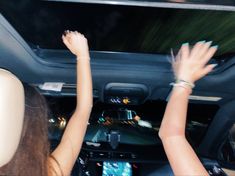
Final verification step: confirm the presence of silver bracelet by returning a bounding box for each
[170,81,193,94]
[175,79,195,89]
[170,79,195,91]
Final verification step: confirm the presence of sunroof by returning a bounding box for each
[1,0,235,57]
[46,0,235,9]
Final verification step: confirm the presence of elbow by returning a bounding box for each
[76,96,93,111]
[158,127,168,141]
[74,99,93,116]
[158,126,185,141]
[158,128,164,140]
[75,104,92,115]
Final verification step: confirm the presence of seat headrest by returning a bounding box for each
[0,69,24,167]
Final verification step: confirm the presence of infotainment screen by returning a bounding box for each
[102,161,132,176]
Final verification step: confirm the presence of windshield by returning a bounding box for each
[1,0,235,56]
[47,97,219,148]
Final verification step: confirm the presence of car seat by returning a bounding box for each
[0,69,24,167]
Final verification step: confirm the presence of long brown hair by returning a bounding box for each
[0,85,50,176]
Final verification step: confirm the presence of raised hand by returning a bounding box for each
[62,30,90,59]
[172,41,218,84]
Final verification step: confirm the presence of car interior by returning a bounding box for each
[1,0,235,175]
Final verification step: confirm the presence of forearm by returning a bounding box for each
[63,56,93,155]
[159,87,208,175]
[159,87,190,139]
[60,56,92,155]
[75,57,93,112]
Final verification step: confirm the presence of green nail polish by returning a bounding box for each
[211,64,218,67]
[206,41,212,45]
[212,45,218,48]
[182,42,189,46]
[198,40,206,43]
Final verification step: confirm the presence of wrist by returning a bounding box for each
[175,79,195,89]
[172,86,192,95]
[176,74,195,85]
[76,55,90,61]
[75,50,90,59]
[170,79,194,95]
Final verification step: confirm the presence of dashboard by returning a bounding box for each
[47,96,225,175]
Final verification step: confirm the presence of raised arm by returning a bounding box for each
[49,31,92,176]
[159,41,218,175]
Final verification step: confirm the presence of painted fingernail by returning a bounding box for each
[211,64,218,68]
[182,42,189,46]
[206,41,212,45]
[198,40,206,43]
[212,45,219,49]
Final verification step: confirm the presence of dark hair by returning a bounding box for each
[0,84,50,176]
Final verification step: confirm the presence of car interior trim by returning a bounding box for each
[45,0,235,11]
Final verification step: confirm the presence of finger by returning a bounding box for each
[65,30,72,37]
[62,34,68,43]
[170,49,178,77]
[62,34,67,43]
[75,31,81,35]
[67,30,76,37]
[63,31,68,39]
[201,45,218,65]
[198,64,216,78]
[172,62,179,77]
[62,35,72,48]
[180,43,189,60]
[64,30,70,35]
[190,41,205,59]
[170,48,175,61]
[171,59,176,69]
[198,41,212,59]
[170,48,178,64]
[175,48,182,63]
[62,30,67,36]
[70,31,77,35]
[71,31,82,39]
[75,31,86,38]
